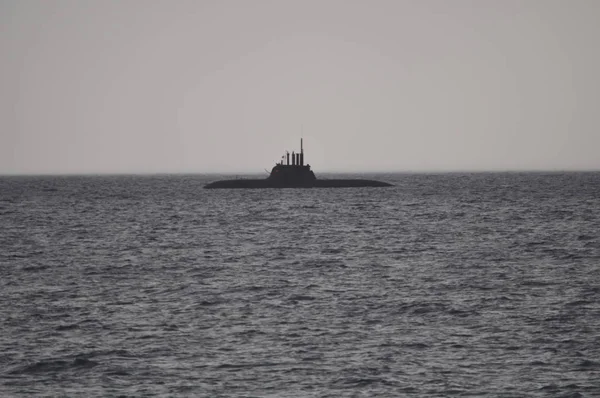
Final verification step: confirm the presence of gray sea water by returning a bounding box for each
[1,172,599,397]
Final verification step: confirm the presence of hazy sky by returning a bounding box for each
[2,0,599,174]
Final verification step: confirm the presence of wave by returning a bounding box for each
[9,357,98,375]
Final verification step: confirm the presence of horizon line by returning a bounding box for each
[2,169,600,177]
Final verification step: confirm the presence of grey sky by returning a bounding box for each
[2,0,599,174]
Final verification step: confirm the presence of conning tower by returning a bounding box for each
[267,138,316,186]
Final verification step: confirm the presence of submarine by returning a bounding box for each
[204,139,393,189]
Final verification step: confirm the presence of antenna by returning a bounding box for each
[300,124,305,166]
[301,124,304,154]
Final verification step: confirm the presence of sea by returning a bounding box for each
[1,172,599,397]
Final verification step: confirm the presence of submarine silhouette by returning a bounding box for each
[204,139,392,189]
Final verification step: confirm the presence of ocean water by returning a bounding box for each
[1,172,599,397]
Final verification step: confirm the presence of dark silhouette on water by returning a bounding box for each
[204,139,392,189]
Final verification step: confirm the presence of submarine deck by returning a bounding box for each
[204,179,392,189]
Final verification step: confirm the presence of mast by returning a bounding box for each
[300,138,304,166]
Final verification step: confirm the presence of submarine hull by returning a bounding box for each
[204,179,392,189]
[204,138,393,189]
